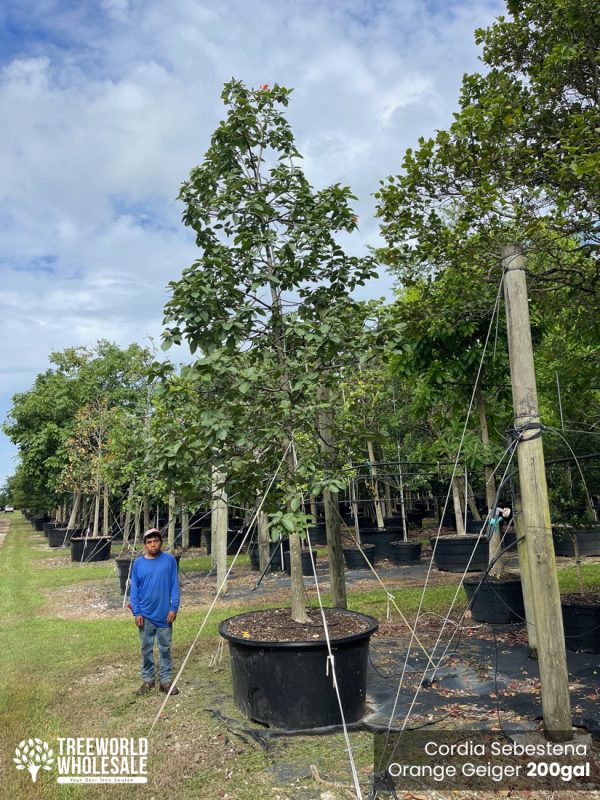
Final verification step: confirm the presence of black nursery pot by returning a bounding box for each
[553,526,600,557]
[463,576,525,624]
[116,556,136,595]
[306,525,327,545]
[248,539,289,572]
[283,549,318,576]
[219,608,379,730]
[431,534,489,573]
[358,529,398,560]
[48,527,80,548]
[389,541,422,565]
[204,528,247,556]
[43,521,61,538]
[561,595,600,653]
[343,544,376,569]
[70,537,112,563]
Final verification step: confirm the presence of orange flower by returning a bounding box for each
[261,84,270,90]
[351,215,358,223]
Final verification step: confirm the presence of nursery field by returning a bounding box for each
[1,512,599,800]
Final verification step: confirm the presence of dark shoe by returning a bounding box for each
[136,681,155,695]
[159,682,180,695]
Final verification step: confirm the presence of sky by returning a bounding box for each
[0,0,503,487]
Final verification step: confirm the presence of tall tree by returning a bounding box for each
[162,80,376,621]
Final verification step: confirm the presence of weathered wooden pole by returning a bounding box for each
[502,243,571,741]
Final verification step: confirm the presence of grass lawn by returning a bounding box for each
[1,513,598,799]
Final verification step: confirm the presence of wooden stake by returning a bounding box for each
[502,243,571,741]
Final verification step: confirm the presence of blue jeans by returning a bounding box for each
[138,619,173,683]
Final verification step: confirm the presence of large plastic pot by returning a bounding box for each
[306,525,327,545]
[219,608,379,729]
[343,544,376,569]
[283,549,318,576]
[431,535,488,573]
[43,521,61,538]
[389,541,422,564]
[205,528,247,556]
[164,526,203,548]
[116,556,137,595]
[70,537,112,563]
[553,527,600,557]
[463,576,525,624]
[248,539,289,572]
[48,527,81,548]
[561,596,600,653]
[358,530,397,560]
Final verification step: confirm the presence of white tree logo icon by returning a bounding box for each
[13,738,54,782]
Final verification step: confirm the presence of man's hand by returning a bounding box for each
[167,611,177,624]
[135,615,144,628]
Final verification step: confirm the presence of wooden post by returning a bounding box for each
[502,243,571,741]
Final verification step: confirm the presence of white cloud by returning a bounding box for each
[0,0,503,483]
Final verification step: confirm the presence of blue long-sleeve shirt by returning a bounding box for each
[130,552,180,628]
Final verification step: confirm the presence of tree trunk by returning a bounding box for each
[322,488,347,608]
[66,491,81,531]
[168,491,176,551]
[451,477,465,535]
[476,389,497,512]
[317,386,347,609]
[103,484,110,537]
[93,484,100,538]
[367,440,385,529]
[143,497,150,533]
[383,480,394,519]
[289,531,307,621]
[181,507,189,549]
[123,484,133,549]
[462,475,481,521]
[212,467,228,595]
[514,495,537,656]
[133,504,141,549]
[398,464,408,542]
[257,498,271,573]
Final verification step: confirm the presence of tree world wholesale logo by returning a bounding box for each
[14,737,148,784]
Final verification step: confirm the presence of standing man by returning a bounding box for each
[130,528,181,696]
